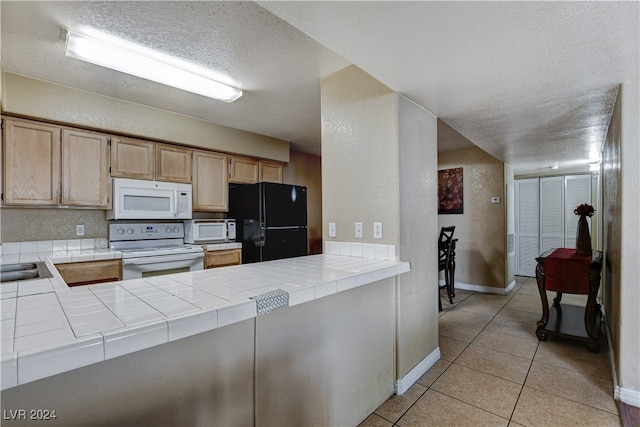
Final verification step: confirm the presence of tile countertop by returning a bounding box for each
[1,247,409,390]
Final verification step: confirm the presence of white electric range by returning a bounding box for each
[109,222,204,280]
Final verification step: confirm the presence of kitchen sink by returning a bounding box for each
[1,262,53,282]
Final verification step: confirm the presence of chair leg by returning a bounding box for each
[450,261,456,298]
[444,269,454,304]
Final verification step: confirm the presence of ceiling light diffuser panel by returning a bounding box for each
[64,30,242,103]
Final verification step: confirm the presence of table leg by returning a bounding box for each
[585,275,602,352]
[535,262,549,341]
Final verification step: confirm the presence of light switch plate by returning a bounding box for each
[491,197,501,204]
[355,222,363,238]
[373,222,383,239]
[329,222,336,238]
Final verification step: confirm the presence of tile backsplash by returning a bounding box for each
[1,238,108,256]
[324,241,397,260]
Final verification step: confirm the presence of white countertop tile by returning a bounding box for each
[1,352,17,389]
[0,298,17,321]
[18,334,103,385]
[0,252,409,390]
[167,309,218,341]
[102,321,168,360]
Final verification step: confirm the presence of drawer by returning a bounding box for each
[205,249,242,269]
[55,259,122,287]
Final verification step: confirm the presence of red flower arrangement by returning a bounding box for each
[574,203,595,217]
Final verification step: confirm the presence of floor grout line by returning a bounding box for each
[364,277,617,427]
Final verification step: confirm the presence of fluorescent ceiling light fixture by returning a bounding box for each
[64,30,242,102]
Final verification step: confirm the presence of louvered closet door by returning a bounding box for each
[540,177,564,252]
[564,175,592,248]
[516,179,540,276]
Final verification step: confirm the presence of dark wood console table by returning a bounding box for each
[535,248,603,352]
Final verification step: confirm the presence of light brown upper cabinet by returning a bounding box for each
[2,118,110,208]
[61,128,110,208]
[259,161,284,183]
[229,156,259,184]
[156,143,192,183]
[3,118,61,206]
[193,150,228,211]
[111,137,192,183]
[110,136,155,180]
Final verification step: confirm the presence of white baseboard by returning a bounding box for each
[616,385,640,407]
[394,347,441,395]
[439,280,516,296]
[602,307,640,407]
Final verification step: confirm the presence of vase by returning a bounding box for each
[576,215,592,255]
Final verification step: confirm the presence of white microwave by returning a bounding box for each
[184,219,236,244]
[107,178,192,220]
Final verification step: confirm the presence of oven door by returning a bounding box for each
[122,252,204,280]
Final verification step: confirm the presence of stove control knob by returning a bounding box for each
[166,227,172,233]
[126,228,134,235]
[117,228,125,235]
[173,227,180,233]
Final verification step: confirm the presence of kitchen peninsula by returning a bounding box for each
[1,240,408,426]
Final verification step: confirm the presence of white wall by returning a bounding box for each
[320,66,398,245]
[618,78,640,403]
[321,65,439,392]
[1,73,290,162]
[397,94,439,378]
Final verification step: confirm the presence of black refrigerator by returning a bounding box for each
[228,182,308,263]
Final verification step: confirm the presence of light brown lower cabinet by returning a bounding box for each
[55,259,122,287]
[205,249,242,269]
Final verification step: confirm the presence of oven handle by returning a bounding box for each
[122,252,204,266]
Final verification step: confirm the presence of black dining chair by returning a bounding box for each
[438,226,457,311]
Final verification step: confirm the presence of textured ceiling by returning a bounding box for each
[0,1,350,156]
[261,1,638,174]
[2,1,639,175]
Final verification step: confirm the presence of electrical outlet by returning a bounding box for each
[355,222,363,238]
[76,224,85,236]
[373,222,383,239]
[329,222,336,238]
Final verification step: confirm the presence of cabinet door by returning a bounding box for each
[55,259,122,286]
[259,161,284,183]
[205,249,242,268]
[229,156,258,184]
[61,128,110,207]
[156,143,192,183]
[515,178,539,277]
[110,136,155,180]
[193,150,228,211]
[3,118,61,205]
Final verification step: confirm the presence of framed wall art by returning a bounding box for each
[438,167,463,214]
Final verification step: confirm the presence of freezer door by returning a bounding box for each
[262,227,308,261]
[262,183,307,227]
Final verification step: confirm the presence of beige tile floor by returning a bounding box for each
[359,276,620,427]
